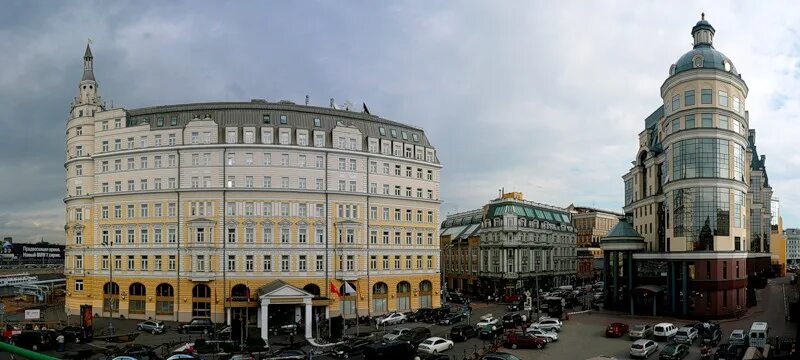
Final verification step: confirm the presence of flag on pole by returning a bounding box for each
[344,281,356,295]
[329,282,341,297]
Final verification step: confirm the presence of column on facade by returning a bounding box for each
[669,262,676,313]
[603,252,610,304]
[304,298,312,338]
[501,248,506,274]
[627,252,634,314]
[260,299,270,345]
[612,251,619,305]
[681,261,688,315]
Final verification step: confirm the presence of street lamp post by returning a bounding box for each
[102,240,115,335]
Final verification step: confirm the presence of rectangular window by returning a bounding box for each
[685,115,695,129]
[701,89,713,104]
[263,255,272,271]
[718,90,728,107]
[281,255,289,271]
[672,95,680,111]
[701,113,713,127]
[719,115,729,130]
[672,118,680,132]
[684,90,695,106]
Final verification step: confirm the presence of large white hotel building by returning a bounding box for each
[64,45,442,336]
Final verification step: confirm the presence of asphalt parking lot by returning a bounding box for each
[1,277,794,360]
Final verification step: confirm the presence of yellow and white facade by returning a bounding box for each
[64,45,442,325]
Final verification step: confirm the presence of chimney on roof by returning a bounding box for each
[761,155,766,165]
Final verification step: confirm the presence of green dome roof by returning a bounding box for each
[673,45,738,76]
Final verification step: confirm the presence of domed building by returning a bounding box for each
[606,14,772,319]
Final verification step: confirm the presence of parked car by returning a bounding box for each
[503,331,546,350]
[425,307,451,323]
[414,353,450,360]
[137,320,166,334]
[396,327,432,346]
[59,325,92,343]
[526,327,558,342]
[480,353,521,360]
[502,313,524,329]
[363,340,417,360]
[673,327,698,344]
[9,331,56,351]
[653,323,677,340]
[700,328,722,346]
[629,324,653,340]
[629,339,658,359]
[479,324,503,340]
[384,327,411,341]
[265,349,306,360]
[332,338,374,359]
[476,315,500,327]
[658,343,688,360]
[530,318,561,332]
[728,329,748,346]
[438,312,465,325]
[714,343,745,360]
[605,322,629,338]
[417,337,454,354]
[449,325,477,342]
[378,312,408,326]
[177,318,215,334]
[506,301,525,311]
[407,308,433,322]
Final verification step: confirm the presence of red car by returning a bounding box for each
[502,294,522,303]
[503,331,547,349]
[605,322,629,338]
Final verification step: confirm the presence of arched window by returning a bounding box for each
[102,282,119,315]
[128,283,146,315]
[192,284,212,317]
[303,284,321,297]
[231,284,250,301]
[339,283,357,317]
[396,281,411,311]
[419,281,433,308]
[693,55,704,68]
[372,282,388,314]
[155,283,174,316]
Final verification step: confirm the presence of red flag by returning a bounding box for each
[329,282,341,297]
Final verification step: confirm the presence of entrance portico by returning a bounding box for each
[257,280,313,345]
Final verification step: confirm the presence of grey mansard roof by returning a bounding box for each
[123,100,435,149]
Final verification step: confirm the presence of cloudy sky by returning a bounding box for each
[2,1,799,243]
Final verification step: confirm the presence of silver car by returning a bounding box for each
[136,320,166,334]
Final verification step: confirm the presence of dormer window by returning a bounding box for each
[280,115,288,124]
[692,55,704,68]
[379,127,386,136]
[390,129,397,138]
[723,60,731,72]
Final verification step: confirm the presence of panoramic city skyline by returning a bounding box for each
[2,1,800,242]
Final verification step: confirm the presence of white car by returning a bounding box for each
[526,327,558,342]
[629,339,658,359]
[674,327,698,344]
[417,337,454,354]
[476,315,499,327]
[383,327,410,341]
[530,318,562,332]
[378,312,407,326]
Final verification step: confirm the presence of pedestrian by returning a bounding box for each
[56,333,65,352]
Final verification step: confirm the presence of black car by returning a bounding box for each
[415,352,450,360]
[450,325,477,342]
[438,312,465,325]
[506,301,525,311]
[447,293,468,304]
[659,343,688,360]
[700,328,722,346]
[481,352,521,360]
[177,317,216,334]
[424,307,451,323]
[59,325,92,343]
[714,343,745,360]
[502,313,524,329]
[363,341,416,360]
[407,308,433,322]
[332,338,374,358]
[113,344,161,360]
[396,326,431,346]
[9,331,56,351]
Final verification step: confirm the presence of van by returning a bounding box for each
[748,322,768,348]
[653,322,677,340]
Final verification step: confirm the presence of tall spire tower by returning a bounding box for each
[75,43,102,108]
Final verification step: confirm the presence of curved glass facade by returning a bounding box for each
[672,187,744,250]
[671,138,744,180]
